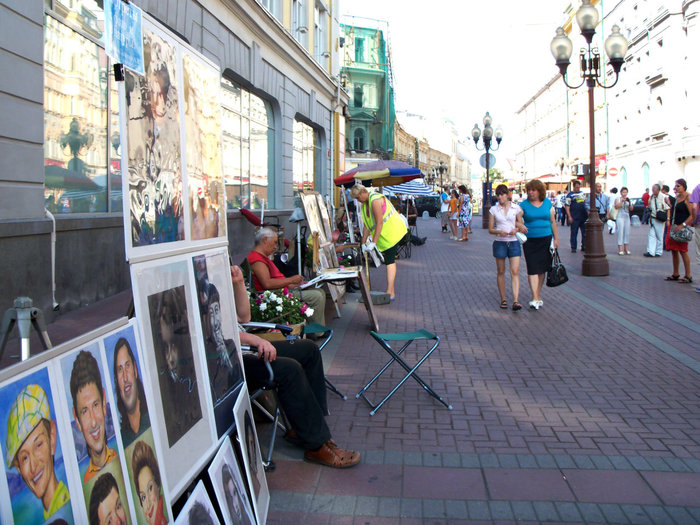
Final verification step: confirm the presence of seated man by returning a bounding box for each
[248,227,326,326]
[230,265,360,469]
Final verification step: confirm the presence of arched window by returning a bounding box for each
[621,166,628,187]
[642,162,650,189]
[353,128,365,151]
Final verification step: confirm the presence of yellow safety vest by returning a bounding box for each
[361,193,407,251]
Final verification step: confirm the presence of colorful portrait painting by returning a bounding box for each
[59,344,131,524]
[127,435,170,525]
[0,367,75,524]
[208,438,255,525]
[183,54,226,241]
[147,285,203,447]
[193,252,244,437]
[125,25,184,247]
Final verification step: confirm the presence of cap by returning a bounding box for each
[6,384,51,468]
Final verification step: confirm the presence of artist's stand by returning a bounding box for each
[0,297,53,362]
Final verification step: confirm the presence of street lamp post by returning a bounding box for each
[550,0,628,276]
[472,112,503,228]
[438,161,447,189]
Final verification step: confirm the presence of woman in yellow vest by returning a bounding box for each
[350,184,408,301]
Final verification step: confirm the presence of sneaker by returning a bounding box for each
[304,441,361,468]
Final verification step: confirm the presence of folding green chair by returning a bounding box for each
[303,321,346,400]
[356,330,452,416]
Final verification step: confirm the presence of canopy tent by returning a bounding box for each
[382,179,438,196]
[334,159,424,188]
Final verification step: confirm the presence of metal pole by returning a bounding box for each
[482,144,491,229]
[581,77,609,276]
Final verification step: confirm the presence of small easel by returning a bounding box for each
[0,297,53,362]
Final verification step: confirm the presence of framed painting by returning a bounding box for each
[174,479,219,525]
[208,438,256,525]
[131,255,216,501]
[192,249,245,437]
[0,365,78,524]
[233,394,268,525]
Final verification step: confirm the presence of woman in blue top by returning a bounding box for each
[519,180,560,310]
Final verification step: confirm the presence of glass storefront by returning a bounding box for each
[292,120,318,195]
[43,3,122,214]
[221,78,275,209]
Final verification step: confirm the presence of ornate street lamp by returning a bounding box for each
[437,161,447,189]
[551,0,628,276]
[472,112,503,228]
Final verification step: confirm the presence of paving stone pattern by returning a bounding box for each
[265,218,700,523]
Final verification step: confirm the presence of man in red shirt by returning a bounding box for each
[641,188,651,224]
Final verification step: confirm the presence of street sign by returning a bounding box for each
[104,0,145,75]
[479,153,496,169]
[609,167,619,177]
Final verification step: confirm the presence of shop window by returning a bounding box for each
[43,10,122,214]
[221,78,275,210]
[292,119,319,194]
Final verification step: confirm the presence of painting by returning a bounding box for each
[315,193,334,242]
[208,438,255,525]
[192,250,245,437]
[124,23,184,251]
[234,394,268,525]
[103,321,172,525]
[182,54,226,241]
[174,480,219,525]
[131,256,216,500]
[58,344,132,524]
[0,366,76,524]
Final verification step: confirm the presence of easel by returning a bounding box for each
[0,297,53,362]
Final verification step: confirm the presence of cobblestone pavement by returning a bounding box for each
[266,216,700,524]
[4,217,697,524]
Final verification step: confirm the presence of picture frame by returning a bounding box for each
[173,479,219,525]
[56,343,135,524]
[192,248,245,437]
[208,437,256,525]
[0,365,79,524]
[233,394,268,525]
[131,255,216,501]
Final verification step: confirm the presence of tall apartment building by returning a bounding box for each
[1,0,348,318]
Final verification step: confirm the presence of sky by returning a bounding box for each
[340,0,572,165]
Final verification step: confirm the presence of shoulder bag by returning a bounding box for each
[546,249,568,287]
[652,195,667,222]
[668,201,694,243]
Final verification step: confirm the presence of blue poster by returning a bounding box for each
[104,0,145,75]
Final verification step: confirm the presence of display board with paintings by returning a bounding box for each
[120,15,228,263]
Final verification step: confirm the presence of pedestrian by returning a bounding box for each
[688,182,700,292]
[607,187,618,234]
[593,183,610,223]
[351,184,407,301]
[565,180,588,252]
[457,185,472,241]
[555,191,566,225]
[661,184,675,248]
[440,187,450,233]
[520,179,559,310]
[644,184,669,257]
[488,184,524,311]
[449,189,459,240]
[664,179,695,283]
[641,187,651,224]
[614,187,634,255]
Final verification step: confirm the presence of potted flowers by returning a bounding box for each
[249,288,314,332]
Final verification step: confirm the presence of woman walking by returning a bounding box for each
[614,187,634,255]
[458,185,472,241]
[449,189,460,240]
[519,180,559,310]
[488,184,524,310]
[664,178,695,283]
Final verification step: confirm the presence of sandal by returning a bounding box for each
[500,300,508,309]
[512,301,522,311]
[679,276,693,283]
[304,441,361,468]
[664,275,680,281]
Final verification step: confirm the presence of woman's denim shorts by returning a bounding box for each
[492,240,521,259]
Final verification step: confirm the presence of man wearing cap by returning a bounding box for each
[6,383,71,520]
[70,350,118,483]
[113,338,151,448]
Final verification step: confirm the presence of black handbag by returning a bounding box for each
[546,249,568,287]
[655,210,667,222]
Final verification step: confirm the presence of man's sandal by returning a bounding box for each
[304,441,361,468]
[679,276,693,283]
[664,275,680,281]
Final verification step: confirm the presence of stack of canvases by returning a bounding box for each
[0,12,268,525]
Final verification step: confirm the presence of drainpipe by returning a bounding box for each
[44,209,60,311]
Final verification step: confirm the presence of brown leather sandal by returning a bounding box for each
[304,441,361,468]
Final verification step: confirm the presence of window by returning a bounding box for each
[353,84,363,107]
[293,0,308,47]
[314,4,328,62]
[221,78,275,209]
[44,6,123,214]
[353,128,365,151]
[293,120,319,194]
[261,0,283,19]
[355,37,365,63]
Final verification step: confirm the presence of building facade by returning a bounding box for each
[0,0,347,319]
